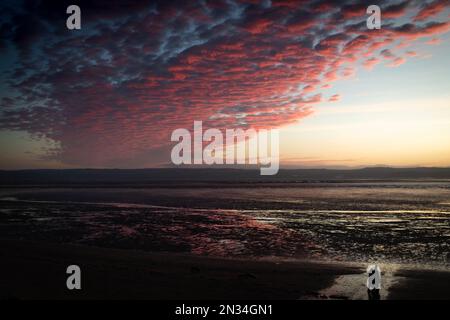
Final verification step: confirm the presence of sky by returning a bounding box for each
[0,0,449,169]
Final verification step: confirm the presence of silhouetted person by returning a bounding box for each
[367,288,380,300]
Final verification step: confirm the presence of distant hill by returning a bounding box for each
[1,167,450,186]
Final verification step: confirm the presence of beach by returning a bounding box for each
[1,239,449,300]
[1,181,449,300]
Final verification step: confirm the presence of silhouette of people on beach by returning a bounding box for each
[367,288,381,300]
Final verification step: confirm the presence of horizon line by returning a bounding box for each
[2,166,450,172]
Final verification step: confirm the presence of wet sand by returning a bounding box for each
[2,184,450,264]
[1,239,449,300]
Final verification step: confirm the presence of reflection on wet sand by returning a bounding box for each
[0,182,449,268]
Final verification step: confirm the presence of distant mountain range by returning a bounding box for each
[1,167,450,186]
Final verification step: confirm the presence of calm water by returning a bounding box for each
[1,182,450,266]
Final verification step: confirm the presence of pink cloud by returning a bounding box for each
[426,37,443,45]
[414,0,449,21]
[363,57,380,71]
[387,57,407,68]
[328,94,341,102]
[2,0,449,167]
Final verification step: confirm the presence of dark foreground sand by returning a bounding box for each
[0,239,449,300]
